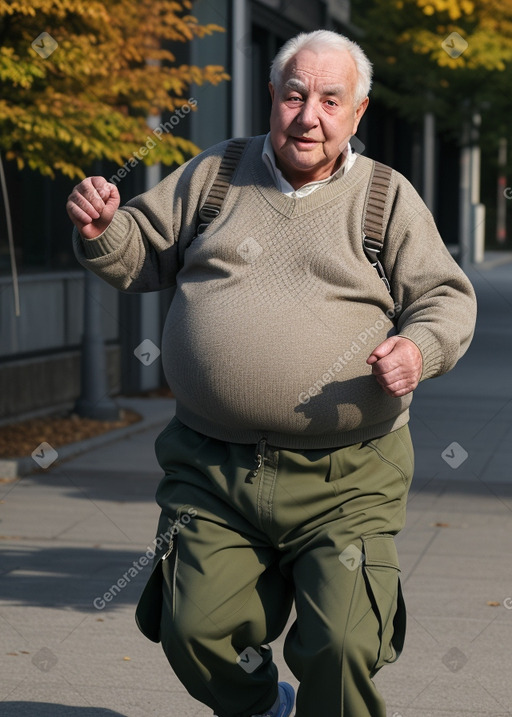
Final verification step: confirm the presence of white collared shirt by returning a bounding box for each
[262,132,357,198]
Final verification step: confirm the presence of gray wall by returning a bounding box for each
[0,272,120,420]
[0,271,118,359]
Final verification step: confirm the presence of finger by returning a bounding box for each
[87,179,120,219]
[374,372,419,396]
[90,176,113,202]
[66,199,95,227]
[373,357,422,382]
[376,379,413,398]
[370,359,393,376]
[383,385,414,398]
[366,337,399,364]
[103,182,121,211]
[374,369,418,386]
[370,354,406,376]
[67,189,101,221]
[83,185,108,216]
[76,178,113,217]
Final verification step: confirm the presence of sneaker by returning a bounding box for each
[213,681,295,717]
[260,682,295,717]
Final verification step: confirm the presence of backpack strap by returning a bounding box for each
[195,137,249,236]
[363,160,393,294]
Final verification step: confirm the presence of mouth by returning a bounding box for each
[291,136,319,145]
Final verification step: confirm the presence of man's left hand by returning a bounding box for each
[367,336,423,397]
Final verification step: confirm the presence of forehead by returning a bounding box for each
[282,47,357,92]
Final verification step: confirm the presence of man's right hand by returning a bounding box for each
[66,177,120,240]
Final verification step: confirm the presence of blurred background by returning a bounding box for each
[1,0,511,423]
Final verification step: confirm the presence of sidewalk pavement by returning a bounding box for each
[1,259,512,717]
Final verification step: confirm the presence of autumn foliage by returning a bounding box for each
[352,0,512,138]
[404,0,512,70]
[0,0,229,179]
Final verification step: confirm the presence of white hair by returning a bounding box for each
[270,30,373,107]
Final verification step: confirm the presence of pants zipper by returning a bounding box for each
[245,437,267,483]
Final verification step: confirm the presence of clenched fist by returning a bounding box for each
[66,177,120,240]
[367,336,423,398]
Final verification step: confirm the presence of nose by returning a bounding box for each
[296,99,318,129]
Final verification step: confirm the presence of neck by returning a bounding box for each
[277,149,348,190]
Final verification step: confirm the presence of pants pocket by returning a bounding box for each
[361,534,406,673]
[135,531,178,643]
[365,425,414,486]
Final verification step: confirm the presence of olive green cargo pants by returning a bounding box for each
[136,417,414,717]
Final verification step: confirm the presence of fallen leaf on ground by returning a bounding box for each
[0,409,141,458]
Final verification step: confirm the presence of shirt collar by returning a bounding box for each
[262,133,356,197]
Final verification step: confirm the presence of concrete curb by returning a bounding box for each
[0,397,175,479]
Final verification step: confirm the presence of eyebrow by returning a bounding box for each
[284,78,345,96]
[284,79,308,93]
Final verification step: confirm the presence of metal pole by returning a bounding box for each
[0,155,20,317]
[74,270,120,420]
[470,113,481,206]
[422,112,436,214]
[497,137,507,245]
[459,120,471,272]
[470,113,485,263]
[231,0,251,137]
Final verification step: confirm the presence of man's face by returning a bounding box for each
[269,47,368,189]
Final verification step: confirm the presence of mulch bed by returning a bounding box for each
[0,409,142,459]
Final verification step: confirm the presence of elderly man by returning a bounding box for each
[67,29,476,717]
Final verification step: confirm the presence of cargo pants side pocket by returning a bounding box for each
[361,534,406,674]
[135,533,178,644]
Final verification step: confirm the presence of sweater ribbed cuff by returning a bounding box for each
[76,211,131,259]
[399,325,445,381]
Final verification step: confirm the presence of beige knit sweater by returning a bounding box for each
[73,135,477,448]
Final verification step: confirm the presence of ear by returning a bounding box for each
[268,82,275,103]
[352,97,369,135]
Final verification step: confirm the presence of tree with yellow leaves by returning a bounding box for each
[0,0,229,179]
[352,0,512,140]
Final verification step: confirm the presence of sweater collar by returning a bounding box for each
[261,132,356,197]
[249,135,373,218]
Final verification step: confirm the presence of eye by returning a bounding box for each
[325,99,338,107]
